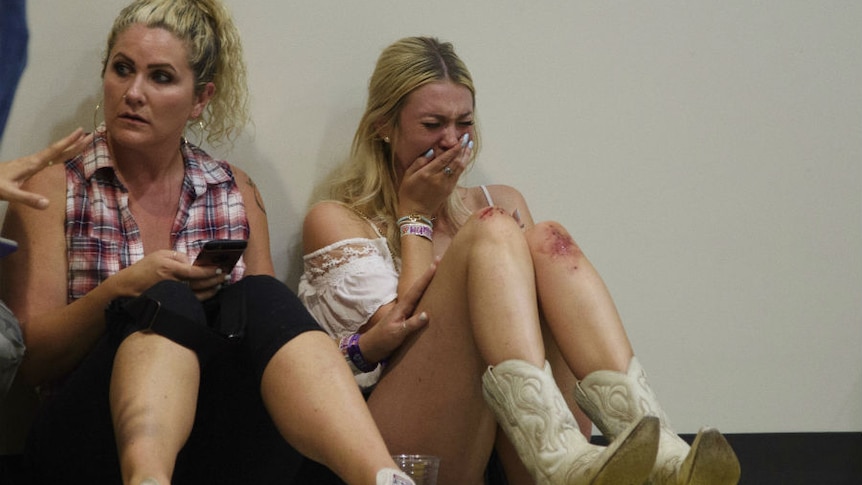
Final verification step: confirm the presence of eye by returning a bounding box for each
[112,61,132,77]
[422,122,441,129]
[458,120,475,127]
[152,70,174,84]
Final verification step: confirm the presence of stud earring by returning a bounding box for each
[383,136,391,143]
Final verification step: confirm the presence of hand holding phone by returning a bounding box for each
[193,239,247,273]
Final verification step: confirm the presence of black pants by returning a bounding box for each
[24,276,324,485]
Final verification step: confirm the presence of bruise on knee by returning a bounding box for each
[535,224,583,269]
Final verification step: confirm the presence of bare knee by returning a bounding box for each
[459,206,527,249]
[525,221,585,264]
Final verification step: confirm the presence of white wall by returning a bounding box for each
[1,1,860,435]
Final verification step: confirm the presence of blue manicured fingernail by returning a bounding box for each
[460,133,469,147]
[467,140,474,150]
[424,148,434,158]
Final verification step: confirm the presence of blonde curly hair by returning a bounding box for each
[102,0,249,146]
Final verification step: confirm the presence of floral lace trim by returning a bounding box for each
[303,238,388,279]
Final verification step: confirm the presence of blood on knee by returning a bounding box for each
[536,224,582,266]
[478,206,506,220]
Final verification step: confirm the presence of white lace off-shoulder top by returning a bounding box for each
[298,222,398,388]
[298,187,495,389]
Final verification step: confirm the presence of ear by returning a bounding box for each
[374,119,391,142]
[190,82,216,119]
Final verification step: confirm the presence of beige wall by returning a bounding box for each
[2,1,860,434]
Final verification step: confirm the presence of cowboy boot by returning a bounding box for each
[573,357,741,485]
[482,359,659,485]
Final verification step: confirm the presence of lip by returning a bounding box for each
[118,112,148,125]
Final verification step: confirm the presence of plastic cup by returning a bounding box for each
[391,454,439,485]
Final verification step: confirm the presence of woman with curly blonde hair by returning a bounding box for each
[1,2,422,485]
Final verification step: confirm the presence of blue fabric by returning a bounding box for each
[0,0,29,141]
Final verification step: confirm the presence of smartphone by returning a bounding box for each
[0,237,18,258]
[193,239,247,273]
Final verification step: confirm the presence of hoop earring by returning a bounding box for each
[93,100,104,132]
[185,119,205,146]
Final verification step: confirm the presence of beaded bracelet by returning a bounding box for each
[339,333,378,373]
[400,222,433,241]
[397,214,434,228]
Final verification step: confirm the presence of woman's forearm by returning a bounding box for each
[19,280,123,385]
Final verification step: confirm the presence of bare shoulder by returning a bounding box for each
[226,163,274,275]
[229,162,250,182]
[1,164,68,316]
[26,161,68,199]
[303,201,378,254]
[6,163,67,228]
[467,183,535,227]
[470,184,528,209]
[228,163,265,211]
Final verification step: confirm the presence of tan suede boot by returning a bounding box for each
[573,357,741,485]
[482,360,659,485]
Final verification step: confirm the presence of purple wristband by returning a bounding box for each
[399,222,433,241]
[345,333,377,373]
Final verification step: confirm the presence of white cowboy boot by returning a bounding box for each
[482,359,659,485]
[376,468,415,485]
[573,357,741,485]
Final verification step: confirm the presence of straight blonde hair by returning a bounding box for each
[328,36,481,256]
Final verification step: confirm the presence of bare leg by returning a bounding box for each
[544,329,594,436]
[260,331,401,485]
[110,331,199,485]
[466,208,546,367]
[528,222,739,485]
[494,431,532,485]
[368,210,547,484]
[526,221,634,377]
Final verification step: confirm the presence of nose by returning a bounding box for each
[440,125,462,149]
[123,75,145,104]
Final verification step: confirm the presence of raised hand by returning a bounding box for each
[398,133,473,217]
[0,128,93,208]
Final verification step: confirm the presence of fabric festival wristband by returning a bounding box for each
[344,333,377,373]
[400,222,433,241]
[338,335,362,374]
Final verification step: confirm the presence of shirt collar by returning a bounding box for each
[81,124,233,196]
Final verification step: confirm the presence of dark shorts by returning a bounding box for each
[24,275,324,485]
[115,275,322,381]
